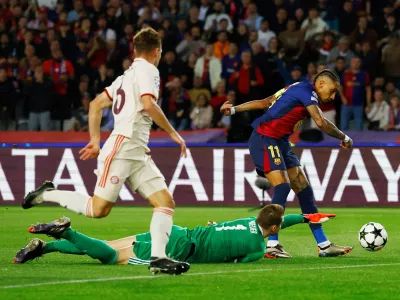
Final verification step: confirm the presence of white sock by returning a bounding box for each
[43,190,93,217]
[267,240,279,247]
[150,207,174,258]
[318,240,331,249]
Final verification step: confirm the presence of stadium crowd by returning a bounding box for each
[1,0,400,141]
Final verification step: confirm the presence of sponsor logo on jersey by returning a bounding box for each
[274,158,281,165]
[215,224,247,231]
[311,91,319,103]
[154,76,160,89]
[249,220,258,234]
[110,176,120,184]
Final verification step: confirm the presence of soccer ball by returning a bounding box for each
[358,222,388,251]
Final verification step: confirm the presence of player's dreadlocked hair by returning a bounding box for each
[313,69,340,84]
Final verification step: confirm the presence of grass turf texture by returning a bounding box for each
[1,207,399,300]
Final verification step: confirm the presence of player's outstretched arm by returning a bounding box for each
[220,95,275,116]
[142,95,187,157]
[79,92,112,160]
[307,104,353,149]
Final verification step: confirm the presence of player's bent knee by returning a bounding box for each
[147,189,175,209]
[92,195,114,218]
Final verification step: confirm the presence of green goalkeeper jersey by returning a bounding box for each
[188,217,265,263]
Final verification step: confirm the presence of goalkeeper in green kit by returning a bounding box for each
[14,205,335,273]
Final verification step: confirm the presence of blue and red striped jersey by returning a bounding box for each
[252,81,318,139]
[341,69,370,106]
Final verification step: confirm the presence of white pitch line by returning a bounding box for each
[2,263,400,289]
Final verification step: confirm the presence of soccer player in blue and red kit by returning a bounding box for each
[220,69,353,258]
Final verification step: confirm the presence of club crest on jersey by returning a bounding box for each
[154,76,160,89]
[274,158,281,165]
[110,176,120,184]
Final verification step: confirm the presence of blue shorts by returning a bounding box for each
[249,131,300,175]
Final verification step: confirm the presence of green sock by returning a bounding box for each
[281,214,305,229]
[43,240,87,255]
[61,228,118,265]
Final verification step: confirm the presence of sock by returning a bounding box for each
[150,207,174,258]
[268,183,291,245]
[297,185,330,246]
[61,228,118,264]
[43,240,86,255]
[43,190,93,217]
[280,214,304,229]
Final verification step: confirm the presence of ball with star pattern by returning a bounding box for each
[359,222,388,251]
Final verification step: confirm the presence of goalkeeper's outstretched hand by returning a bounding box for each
[303,213,336,224]
[207,221,217,226]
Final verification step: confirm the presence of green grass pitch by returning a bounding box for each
[1,206,400,300]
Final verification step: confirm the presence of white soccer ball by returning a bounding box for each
[358,222,388,251]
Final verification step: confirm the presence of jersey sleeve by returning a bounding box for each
[104,75,122,100]
[298,83,319,108]
[137,65,160,100]
[235,252,264,263]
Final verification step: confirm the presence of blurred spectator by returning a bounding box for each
[333,56,347,125]
[378,14,397,48]
[88,36,108,69]
[159,51,181,92]
[340,56,372,131]
[305,62,317,82]
[204,1,233,32]
[210,80,226,125]
[189,76,212,106]
[28,7,54,29]
[233,23,249,49]
[294,8,306,29]
[384,82,400,103]
[257,20,275,52]
[100,107,114,131]
[216,89,235,129]
[366,89,390,130]
[119,24,135,60]
[318,31,335,62]
[67,0,84,23]
[190,93,213,129]
[194,44,222,92]
[279,18,304,60]
[213,31,229,60]
[0,33,13,58]
[161,0,180,24]
[96,15,116,42]
[358,41,378,79]
[166,78,191,131]
[373,77,385,92]
[176,27,206,62]
[384,95,400,131]
[122,57,132,72]
[198,0,212,22]
[327,36,355,68]
[229,50,264,105]
[350,16,378,53]
[181,53,197,90]
[187,6,204,32]
[301,7,328,41]
[381,35,400,87]
[43,48,74,130]
[244,3,263,31]
[278,62,305,86]
[272,8,288,35]
[339,1,357,36]
[221,42,240,86]
[116,3,138,36]
[71,92,90,132]
[0,68,16,130]
[25,65,53,131]
[92,64,113,97]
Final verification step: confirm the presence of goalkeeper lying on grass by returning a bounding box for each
[14,204,335,268]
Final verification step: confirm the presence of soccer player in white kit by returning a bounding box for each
[21,28,190,275]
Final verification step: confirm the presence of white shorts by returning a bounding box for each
[94,135,168,202]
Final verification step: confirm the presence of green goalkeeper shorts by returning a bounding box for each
[131,225,194,264]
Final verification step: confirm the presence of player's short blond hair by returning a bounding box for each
[133,27,161,54]
[257,204,284,229]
